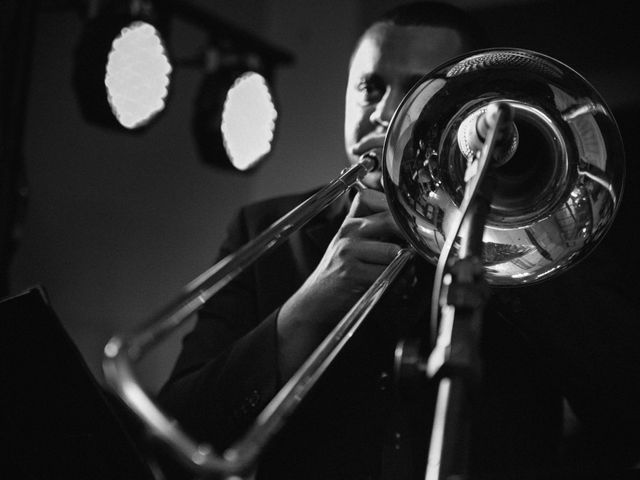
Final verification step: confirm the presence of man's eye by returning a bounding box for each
[355,80,384,104]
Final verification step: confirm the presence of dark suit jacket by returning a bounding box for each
[159,188,640,480]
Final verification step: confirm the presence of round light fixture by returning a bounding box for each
[192,64,279,172]
[220,71,277,171]
[105,21,172,129]
[72,1,172,132]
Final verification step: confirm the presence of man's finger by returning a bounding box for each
[341,211,403,239]
[348,240,402,265]
[349,189,389,217]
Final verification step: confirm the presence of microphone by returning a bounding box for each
[457,102,519,166]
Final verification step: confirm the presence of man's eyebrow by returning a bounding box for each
[359,72,383,82]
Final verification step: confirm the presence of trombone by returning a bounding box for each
[103,48,625,479]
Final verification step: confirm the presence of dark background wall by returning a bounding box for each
[6,0,638,394]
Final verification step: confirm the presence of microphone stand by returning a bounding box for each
[423,103,513,480]
[424,184,491,480]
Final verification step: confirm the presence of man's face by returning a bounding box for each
[344,23,467,190]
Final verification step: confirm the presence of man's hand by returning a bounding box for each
[277,189,403,379]
[348,132,387,191]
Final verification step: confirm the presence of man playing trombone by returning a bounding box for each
[159,2,640,479]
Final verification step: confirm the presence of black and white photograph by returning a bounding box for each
[2,1,639,479]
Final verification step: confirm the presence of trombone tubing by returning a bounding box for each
[105,153,378,362]
[102,153,378,476]
[224,248,416,472]
[105,248,414,478]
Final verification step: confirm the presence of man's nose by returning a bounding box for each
[369,88,402,129]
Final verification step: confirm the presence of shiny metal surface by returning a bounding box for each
[383,48,625,285]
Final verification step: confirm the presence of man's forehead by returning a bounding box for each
[350,23,465,78]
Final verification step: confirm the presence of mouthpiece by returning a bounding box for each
[359,149,380,172]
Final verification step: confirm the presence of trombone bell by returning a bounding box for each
[383,49,625,285]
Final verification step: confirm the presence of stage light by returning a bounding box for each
[192,52,280,172]
[105,20,172,129]
[72,0,293,165]
[73,0,172,132]
[221,71,278,171]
